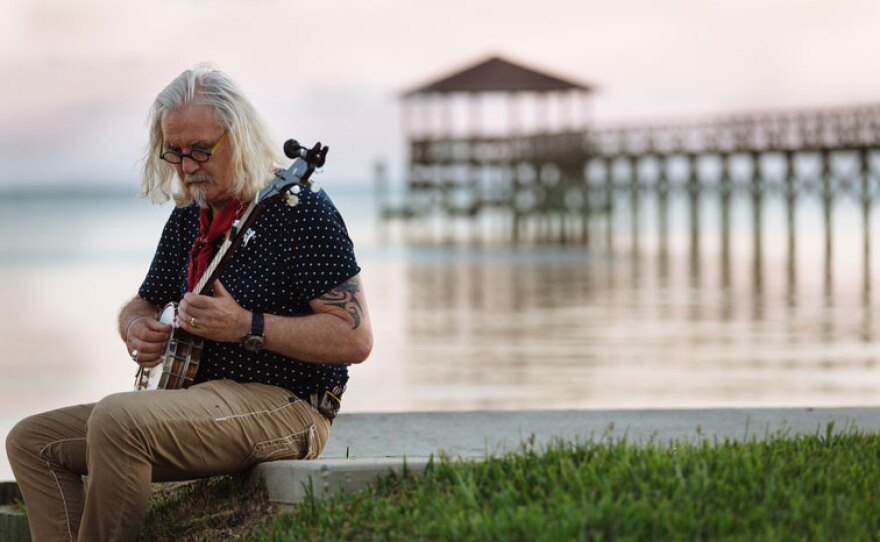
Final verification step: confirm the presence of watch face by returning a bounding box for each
[242,335,265,352]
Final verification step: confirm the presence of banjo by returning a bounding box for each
[134,139,329,391]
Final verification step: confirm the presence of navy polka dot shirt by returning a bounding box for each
[138,187,360,401]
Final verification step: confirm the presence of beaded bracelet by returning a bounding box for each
[124,316,148,343]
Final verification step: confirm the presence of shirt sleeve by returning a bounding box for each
[138,207,189,308]
[284,189,361,304]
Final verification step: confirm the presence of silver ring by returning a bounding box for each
[130,349,139,362]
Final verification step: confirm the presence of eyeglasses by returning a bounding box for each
[160,130,227,165]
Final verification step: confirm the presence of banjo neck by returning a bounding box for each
[191,198,260,296]
[192,140,327,295]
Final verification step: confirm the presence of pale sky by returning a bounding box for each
[1,0,879,187]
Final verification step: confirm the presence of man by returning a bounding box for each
[6,63,372,541]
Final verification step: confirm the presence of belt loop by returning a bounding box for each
[308,385,345,423]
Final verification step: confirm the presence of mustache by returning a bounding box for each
[184,174,214,185]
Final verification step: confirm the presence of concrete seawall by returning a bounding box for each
[320,407,880,458]
[254,407,880,505]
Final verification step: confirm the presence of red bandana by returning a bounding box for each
[187,199,245,292]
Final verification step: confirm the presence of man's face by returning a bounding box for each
[161,103,233,210]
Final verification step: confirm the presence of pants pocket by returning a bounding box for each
[248,424,318,463]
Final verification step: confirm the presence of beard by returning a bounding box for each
[189,186,209,208]
[184,174,214,208]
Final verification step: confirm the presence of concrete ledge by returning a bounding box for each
[0,507,30,542]
[321,407,880,459]
[250,408,880,507]
[251,457,436,506]
[0,482,29,542]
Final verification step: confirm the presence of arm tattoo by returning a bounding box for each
[319,276,364,330]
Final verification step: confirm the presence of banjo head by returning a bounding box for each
[159,302,178,326]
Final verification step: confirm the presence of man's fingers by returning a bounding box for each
[129,329,170,345]
[129,342,163,367]
[126,316,171,367]
[213,280,230,297]
[176,313,207,337]
[128,338,166,355]
[135,327,171,343]
[143,318,172,332]
[183,292,214,309]
[177,307,192,328]
[177,306,211,332]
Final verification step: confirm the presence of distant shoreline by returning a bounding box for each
[0,184,138,200]
[0,181,377,201]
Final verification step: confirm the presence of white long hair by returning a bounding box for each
[140,63,283,205]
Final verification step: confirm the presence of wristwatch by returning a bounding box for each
[241,311,265,352]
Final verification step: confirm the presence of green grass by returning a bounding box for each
[256,425,880,542]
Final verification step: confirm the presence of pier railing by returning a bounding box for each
[387,102,880,243]
[591,104,880,156]
[410,103,880,166]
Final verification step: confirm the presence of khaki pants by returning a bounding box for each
[5,379,330,542]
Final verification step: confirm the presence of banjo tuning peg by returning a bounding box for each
[283,139,303,159]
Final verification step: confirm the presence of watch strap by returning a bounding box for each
[250,311,264,337]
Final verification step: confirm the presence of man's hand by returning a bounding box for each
[178,280,250,342]
[126,317,172,368]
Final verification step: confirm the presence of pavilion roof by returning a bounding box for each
[403,55,594,97]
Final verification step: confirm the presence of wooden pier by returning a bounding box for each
[381,55,880,245]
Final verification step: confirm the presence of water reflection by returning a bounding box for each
[390,188,880,410]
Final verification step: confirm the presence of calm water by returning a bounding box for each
[1,182,878,479]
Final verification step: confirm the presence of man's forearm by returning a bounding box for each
[261,276,373,364]
[174,275,374,365]
[117,296,160,343]
[263,312,372,365]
